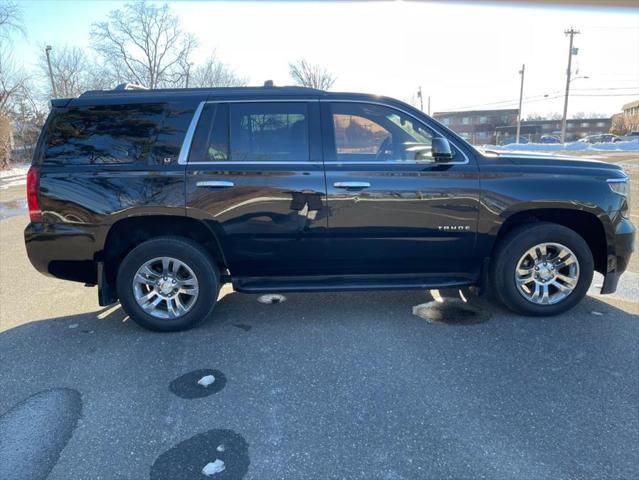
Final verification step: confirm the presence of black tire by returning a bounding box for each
[116,236,219,332]
[490,222,594,316]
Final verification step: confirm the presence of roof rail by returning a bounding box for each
[114,83,149,91]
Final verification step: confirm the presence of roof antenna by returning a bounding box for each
[263,80,274,88]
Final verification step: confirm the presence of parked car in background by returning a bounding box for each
[619,132,639,142]
[24,84,635,331]
[540,135,561,144]
[579,134,621,144]
[500,136,529,145]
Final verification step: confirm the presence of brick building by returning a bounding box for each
[434,108,612,144]
[495,118,611,143]
[433,109,518,145]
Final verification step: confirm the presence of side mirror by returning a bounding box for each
[431,137,453,161]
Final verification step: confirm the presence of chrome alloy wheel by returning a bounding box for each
[514,242,580,305]
[132,257,199,319]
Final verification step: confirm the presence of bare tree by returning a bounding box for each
[0,48,26,168]
[289,59,335,90]
[91,1,196,89]
[0,1,24,40]
[0,0,25,113]
[0,0,25,168]
[0,46,26,115]
[190,54,247,88]
[38,45,94,98]
[611,112,639,136]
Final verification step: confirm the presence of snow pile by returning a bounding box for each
[0,164,29,178]
[197,375,216,387]
[202,459,225,476]
[480,139,639,153]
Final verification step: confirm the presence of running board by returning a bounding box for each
[232,274,474,294]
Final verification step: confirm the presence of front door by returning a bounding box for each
[321,101,481,277]
[185,100,327,276]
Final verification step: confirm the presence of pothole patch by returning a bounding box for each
[412,299,490,325]
[169,369,227,399]
[150,429,249,479]
[257,294,286,304]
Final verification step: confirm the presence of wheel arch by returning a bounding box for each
[99,215,228,290]
[489,207,609,274]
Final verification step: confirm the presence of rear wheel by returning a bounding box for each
[490,222,594,316]
[116,236,219,331]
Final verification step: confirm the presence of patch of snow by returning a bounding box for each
[197,375,216,387]
[216,444,225,452]
[257,293,286,304]
[0,164,29,178]
[479,139,639,153]
[202,459,226,476]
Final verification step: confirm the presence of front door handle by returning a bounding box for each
[333,182,371,189]
[196,181,234,188]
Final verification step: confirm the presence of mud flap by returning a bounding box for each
[97,261,117,306]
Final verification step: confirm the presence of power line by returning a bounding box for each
[571,93,639,96]
[571,87,639,91]
[443,93,560,111]
[440,91,638,113]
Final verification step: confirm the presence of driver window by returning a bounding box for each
[331,103,442,162]
[333,114,390,161]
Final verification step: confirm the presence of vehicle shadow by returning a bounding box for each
[1,285,635,339]
[1,289,637,479]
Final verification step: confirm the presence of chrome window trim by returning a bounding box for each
[187,161,324,166]
[177,101,205,165]
[323,160,448,166]
[322,99,470,165]
[178,99,318,165]
[177,97,471,166]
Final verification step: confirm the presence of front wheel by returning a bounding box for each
[490,222,594,316]
[116,236,219,332]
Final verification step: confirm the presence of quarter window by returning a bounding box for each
[44,103,164,165]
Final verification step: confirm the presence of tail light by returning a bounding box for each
[26,166,42,222]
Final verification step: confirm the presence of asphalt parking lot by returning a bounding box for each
[1,156,638,479]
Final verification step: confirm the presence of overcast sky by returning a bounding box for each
[13,1,639,117]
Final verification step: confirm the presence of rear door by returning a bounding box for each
[184,98,327,276]
[321,101,481,277]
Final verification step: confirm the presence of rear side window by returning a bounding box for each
[230,103,309,162]
[43,103,165,165]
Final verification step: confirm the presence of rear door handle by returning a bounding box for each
[333,182,371,189]
[196,181,234,188]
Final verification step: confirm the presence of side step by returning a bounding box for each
[233,274,474,294]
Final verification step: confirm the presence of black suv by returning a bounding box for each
[25,84,634,331]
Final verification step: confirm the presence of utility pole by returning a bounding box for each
[185,62,193,88]
[561,28,580,143]
[45,45,57,99]
[417,86,424,111]
[516,64,525,143]
[427,95,431,115]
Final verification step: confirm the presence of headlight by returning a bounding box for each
[608,177,630,218]
[607,178,629,196]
